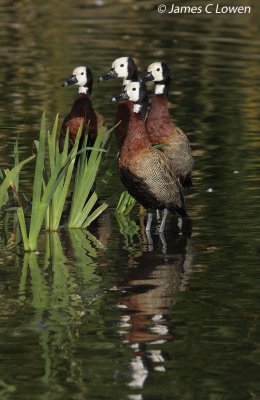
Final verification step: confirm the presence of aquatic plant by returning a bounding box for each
[0,151,34,210]
[67,125,112,228]
[45,115,81,231]
[17,113,66,251]
[0,141,28,250]
[16,113,114,251]
[116,190,136,215]
[1,112,138,252]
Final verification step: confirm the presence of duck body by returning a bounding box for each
[118,104,187,217]
[60,66,105,153]
[146,94,194,187]
[60,92,104,151]
[142,62,194,187]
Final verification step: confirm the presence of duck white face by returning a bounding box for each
[111,81,147,114]
[147,62,164,82]
[124,81,141,102]
[98,57,138,85]
[72,66,88,87]
[62,66,93,94]
[111,57,129,79]
[142,62,170,95]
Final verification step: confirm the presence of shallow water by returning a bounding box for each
[0,1,260,399]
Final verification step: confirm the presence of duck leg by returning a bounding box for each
[159,209,168,232]
[145,230,154,252]
[145,212,153,231]
[159,232,167,253]
[156,210,161,222]
[177,217,183,231]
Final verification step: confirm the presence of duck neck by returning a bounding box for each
[155,83,169,96]
[123,69,138,86]
[72,91,93,114]
[122,109,150,157]
[133,103,142,114]
[123,78,132,86]
[150,94,169,118]
[155,74,170,96]
[147,94,174,143]
[78,83,92,95]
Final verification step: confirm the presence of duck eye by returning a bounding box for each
[132,88,136,91]
[81,72,84,75]
[120,64,124,67]
[156,68,160,71]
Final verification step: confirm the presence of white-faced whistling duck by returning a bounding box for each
[60,66,105,152]
[98,57,138,147]
[111,81,187,232]
[142,62,194,188]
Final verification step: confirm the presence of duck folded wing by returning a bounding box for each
[119,147,186,214]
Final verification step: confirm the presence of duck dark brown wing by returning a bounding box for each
[162,126,194,186]
[119,147,187,215]
[59,114,87,152]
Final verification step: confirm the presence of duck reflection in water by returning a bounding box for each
[115,215,194,391]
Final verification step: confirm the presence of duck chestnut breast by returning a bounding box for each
[60,66,105,151]
[142,62,194,188]
[98,57,138,147]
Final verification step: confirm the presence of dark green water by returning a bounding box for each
[1,1,260,399]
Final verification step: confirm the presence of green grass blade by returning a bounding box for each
[13,140,19,191]
[49,126,82,230]
[68,124,117,228]
[28,114,75,243]
[28,163,67,249]
[69,192,98,228]
[51,114,59,155]
[68,128,104,226]
[48,132,55,176]
[50,137,79,231]
[48,114,60,175]
[30,112,46,232]
[0,155,35,208]
[28,136,88,245]
[17,207,30,251]
[60,128,69,164]
[82,202,108,228]
[116,190,136,215]
[116,191,125,211]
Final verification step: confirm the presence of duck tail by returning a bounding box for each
[182,175,193,188]
[176,206,188,218]
[168,204,188,218]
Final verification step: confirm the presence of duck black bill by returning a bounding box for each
[62,75,78,87]
[111,92,130,103]
[141,71,154,83]
[98,69,117,82]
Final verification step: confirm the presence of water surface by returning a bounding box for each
[0,1,260,399]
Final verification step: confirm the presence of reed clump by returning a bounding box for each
[0,113,136,252]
